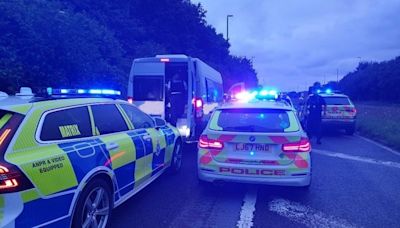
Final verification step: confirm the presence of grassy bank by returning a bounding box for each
[355,102,400,151]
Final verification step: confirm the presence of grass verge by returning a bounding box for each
[355,102,400,151]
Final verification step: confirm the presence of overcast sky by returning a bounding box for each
[191,0,400,91]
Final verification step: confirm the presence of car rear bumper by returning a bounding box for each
[198,164,311,187]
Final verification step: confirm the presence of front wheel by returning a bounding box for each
[72,179,113,228]
[169,140,183,174]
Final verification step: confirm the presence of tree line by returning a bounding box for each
[0,0,258,94]
[339,56,400,102]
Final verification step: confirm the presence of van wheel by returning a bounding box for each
[72,179,112,228]
[169,140,183,174]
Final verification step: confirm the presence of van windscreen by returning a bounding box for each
[133,76,163,101]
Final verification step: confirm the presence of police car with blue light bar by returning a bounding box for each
[0,87,182,227]
[198,89,312,187]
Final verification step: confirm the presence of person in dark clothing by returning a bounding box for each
[167,73,187,126]
[306,91,326,144]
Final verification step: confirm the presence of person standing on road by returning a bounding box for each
[167,73,187,126]
[306,89,326,144]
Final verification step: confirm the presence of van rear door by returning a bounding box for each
[130,62,165,117]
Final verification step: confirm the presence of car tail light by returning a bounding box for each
[0,112,33,193]
[199,135,224,150]
[127,97,133,104]
[192,97,204,118]
[282,137,311,152]
[0,163,34,193]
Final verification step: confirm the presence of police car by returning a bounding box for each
[197,90,311,187]
[320,92,357,135]
[0,88,182,227]
[300,90,357,135]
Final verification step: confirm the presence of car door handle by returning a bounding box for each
[106,142,120,151]
[142,135,152,141]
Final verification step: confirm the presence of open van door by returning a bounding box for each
[129,62,165,118]
[176,58,195,139]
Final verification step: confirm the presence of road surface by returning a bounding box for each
[108,131,400,228]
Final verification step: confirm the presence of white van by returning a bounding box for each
[127,54,223,141]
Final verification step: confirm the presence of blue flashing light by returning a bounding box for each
[48,88,121,97]
[260,90,268,96]
[101,89,119,95]
[268,90,278,96]
[47,87,53,95]
[89,89,102,94]
[250,151,255,156]
[317,89,322,94]
[233,89,280,102]
[326,89,332,94]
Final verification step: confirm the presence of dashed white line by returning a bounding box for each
[269,198,358,228]
[237,187,258,228]
[313,149,400,169]
[354,134,400,156]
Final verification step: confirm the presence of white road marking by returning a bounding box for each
[237,187,258,228]
[269,198,358,228]
[354,134,400,156]
[313,149,400,169]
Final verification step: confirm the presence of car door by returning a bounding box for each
[119,104,166,177]
[90,104,137,196]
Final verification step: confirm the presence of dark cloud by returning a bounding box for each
[192,0,400,91]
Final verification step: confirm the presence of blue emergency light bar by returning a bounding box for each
[232,89,279,102]
[317,89,333,94]
[47,88,121,96]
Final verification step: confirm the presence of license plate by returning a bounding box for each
[235,143,269,152]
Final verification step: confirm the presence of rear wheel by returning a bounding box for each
[72,178,113,228]
[345,125,355,135]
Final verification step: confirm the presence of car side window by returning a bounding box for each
[120,104,155,129]
[40,106,92,141]
[91,104,129,135]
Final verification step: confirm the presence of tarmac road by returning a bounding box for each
[109,131,400,228]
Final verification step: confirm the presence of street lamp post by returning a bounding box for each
[226,14,233,41]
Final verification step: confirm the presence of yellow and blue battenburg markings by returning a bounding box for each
[1,97,180,227]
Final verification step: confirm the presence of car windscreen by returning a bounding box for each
[209,108,300,133]
[133,76,163,101]
[323,97,351,105]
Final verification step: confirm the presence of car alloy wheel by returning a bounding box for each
[81,187,110,228]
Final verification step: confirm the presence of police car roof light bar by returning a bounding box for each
[48,88,121,97]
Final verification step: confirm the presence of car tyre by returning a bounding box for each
[345,125,355,135]
[198,177,213,188]
[72,178,113,228]
[169,140,183,174]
